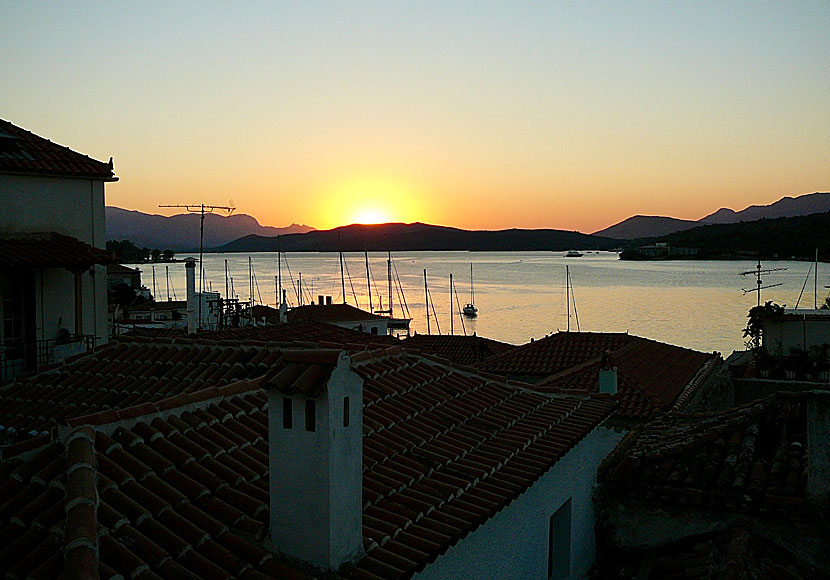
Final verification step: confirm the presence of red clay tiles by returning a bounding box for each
[0,119,116,180]
[402,334,517,366]
[0,232,115,269]
[598,393,809,517]
[481,332,720,420]
[0,335,617,579]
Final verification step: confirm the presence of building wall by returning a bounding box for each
[414,425,626,580]
[2,174,109,344]
[762,316,830,356]
[0,174,105,246]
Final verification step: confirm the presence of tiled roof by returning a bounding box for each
[0,119,117,180]
[0,232,115,269]
[122,320,399,347]
[402,334,516,366]
[0,378,312,580]
[598,393,809,518]
[0,338,291,434]
[287,303,390,324]
[107,263,141,275]
[0,338,615,579]
[594,527,818,579]
[533,336,720,419]
[130,300,187,312]
[479,331,633,379]
[345,351,615,579]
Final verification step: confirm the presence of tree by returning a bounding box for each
[162,249,175,261]
[151,248,162,262]
[743,301,784,352]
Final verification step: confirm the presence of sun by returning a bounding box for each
[353,208,390,224]
[318,175,420,228]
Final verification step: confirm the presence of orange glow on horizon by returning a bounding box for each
[316,175,422,229]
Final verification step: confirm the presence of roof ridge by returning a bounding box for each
[61,376,266,436]
[63,426,99,579]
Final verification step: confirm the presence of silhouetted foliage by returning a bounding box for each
[107,240,176,263]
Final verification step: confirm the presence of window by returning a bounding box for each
[548,499,571,579]
[282,397,292,429]
[305,399,316,432]
[343,397,350,427]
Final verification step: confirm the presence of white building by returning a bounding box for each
[761,308,830,358]
[0,119,116,380]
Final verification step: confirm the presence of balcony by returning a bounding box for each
[0,335,95,384]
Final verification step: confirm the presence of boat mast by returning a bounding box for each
[424,269,430,334]
[249,257,253,305]
[471,263,475,305]
[339,235,346,304]
[365,248,373,312]
[816,249,819,309]
[277,235,282,307]
[566,265,570,332]
[450,273,453,335]
[388,251,393,317]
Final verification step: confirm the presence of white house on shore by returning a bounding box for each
[0,119,116,381]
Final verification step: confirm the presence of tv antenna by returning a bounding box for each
[159,203,235,330]
[741,259,787,307]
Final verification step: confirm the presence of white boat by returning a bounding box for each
[463,263,478,317]
[565,250,583,258]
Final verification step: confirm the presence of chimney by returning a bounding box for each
[318,295,324,306]
[599,351,618,395]
[267,352,364,569]
[326,295,333,305]
[807,390,830,502]
[185,258,196,334]
[279,290,288,324]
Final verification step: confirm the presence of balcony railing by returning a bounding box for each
[0,335,95,384]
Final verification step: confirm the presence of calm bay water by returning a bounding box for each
[136,252,829,356]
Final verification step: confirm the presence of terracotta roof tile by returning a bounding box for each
[402,334,517,366]
[0,232,114,269]
[0,119,116,180]
[599,393,810,518]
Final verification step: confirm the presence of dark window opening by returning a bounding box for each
[548,499,572,579]
[305,399,316,432]
[343,396,350,427]
[282,397,292,429]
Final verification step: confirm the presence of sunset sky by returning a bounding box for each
[3,2,827,233]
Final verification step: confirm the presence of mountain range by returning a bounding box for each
[106,192,830,252]
[593,192,830,239]
[216,222,617,253]
[105,207,314,250]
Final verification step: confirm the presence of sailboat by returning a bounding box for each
[463,263,478,317]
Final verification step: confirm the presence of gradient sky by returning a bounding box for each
[3,2,828,232]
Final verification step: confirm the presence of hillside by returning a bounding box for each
[106,207,314,250]
[700,192,830,224]
[594,192,830,239]
[624,212,830,260]
[214,222,619,253]
[593,215,699,239]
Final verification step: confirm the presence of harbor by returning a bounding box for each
[125,250,829,355]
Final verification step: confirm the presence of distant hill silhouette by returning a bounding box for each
[106,207,314,250]
[700,192,830,224]
[622,211,830,261]
[214,222,618,253]
[593,215,699,239]
[594,192,830,239]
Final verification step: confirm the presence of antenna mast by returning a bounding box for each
[159,203,235,330]
[741,260,787,307]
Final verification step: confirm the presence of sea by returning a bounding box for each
[133,251,829,356]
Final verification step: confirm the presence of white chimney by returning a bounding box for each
[185,258,196,334]
[279,289,288,323]
[267,352,364,569]
[807,390,830,502]
[599,351,618,395]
